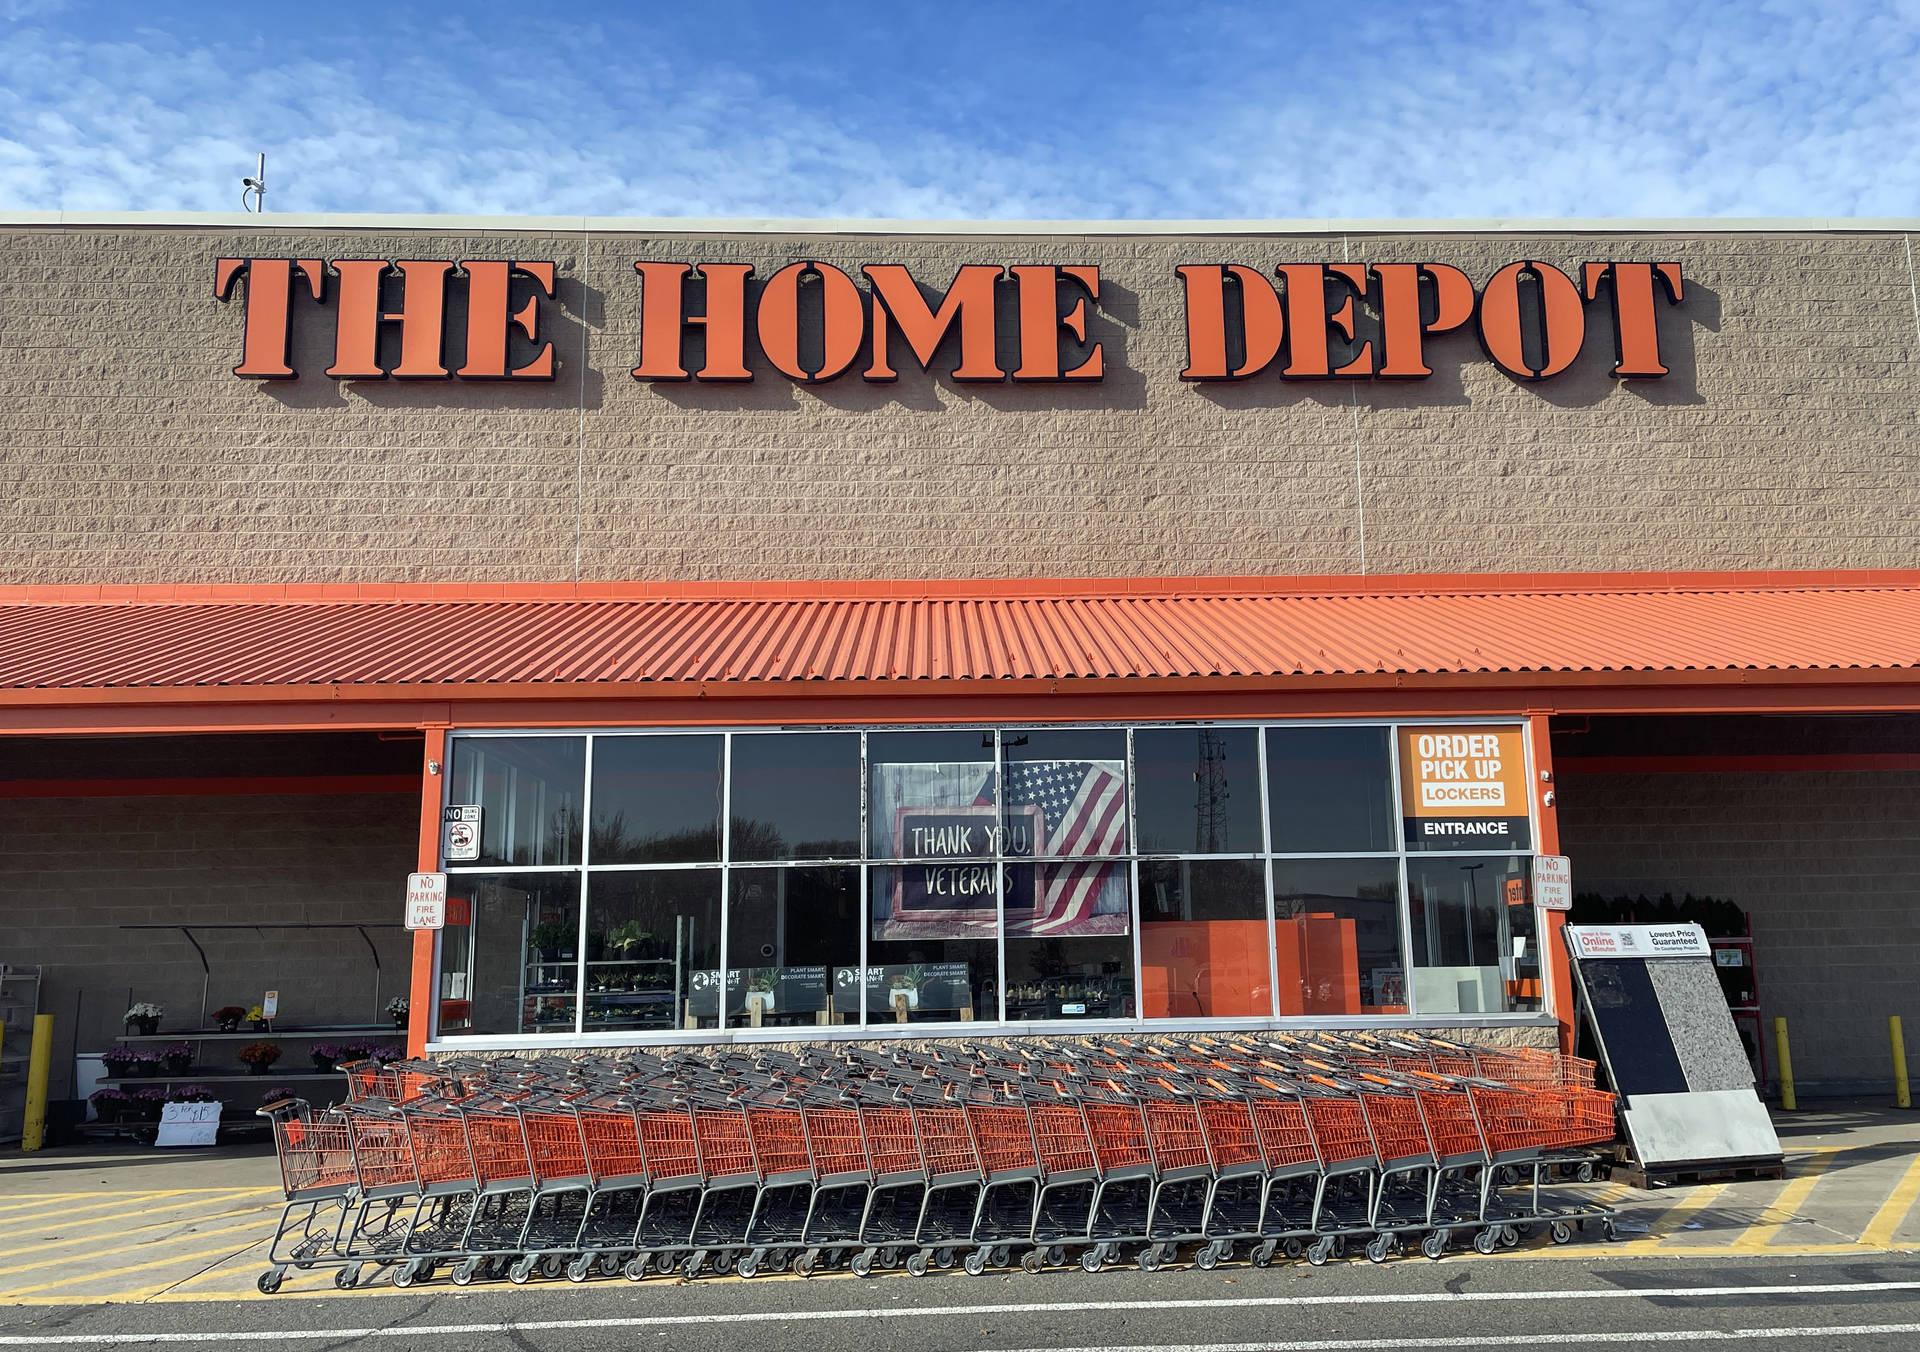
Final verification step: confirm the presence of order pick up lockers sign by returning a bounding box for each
[1397,726,1532,853]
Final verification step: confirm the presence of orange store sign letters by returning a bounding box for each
[214,256,1683,385]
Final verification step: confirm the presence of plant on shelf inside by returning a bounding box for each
[131,1087,170,1121]
[166,1084,220,1105]
[124,1001,163,1036]
[310,1041,344,1074]
[528,921,574,963]
[385,996,409,1030]
[341,1039,379,1062]
[213,1005,247,1033]
[246,1004,268,1031]
[89,1087,132,1122]
[259,1085,298,1108]
[371,1042,404,1063]
[100,1046,138,1077]
[160,1042,193,1075]
[237,1042,282,1076]
[126,1047,166,1078]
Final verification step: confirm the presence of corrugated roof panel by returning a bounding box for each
[1,584,1918,691]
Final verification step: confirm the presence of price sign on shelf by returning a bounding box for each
[406,873,448,930]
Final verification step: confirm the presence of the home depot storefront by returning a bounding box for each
[2,212,1918,1096]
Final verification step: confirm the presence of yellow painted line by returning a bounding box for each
[0,1188,274,1207]
[0,1215,280,1280]
[1724,1151,1837,1252]
[0,1201,282,1260]
[1861,1152,1920,1248]
[0,1190,265,1227]
[0,1233,270,1298]
[1646,1182,1728,1241]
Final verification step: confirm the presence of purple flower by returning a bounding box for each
[312,1042,345,1059]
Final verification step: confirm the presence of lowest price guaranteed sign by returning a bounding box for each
[1397,726,1533,853]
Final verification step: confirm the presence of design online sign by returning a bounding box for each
[214,257,1683,385]
[1397,726,1532,853]
[1567,923,1712,960]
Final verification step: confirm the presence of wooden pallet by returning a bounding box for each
[1617,1155,1787,1189]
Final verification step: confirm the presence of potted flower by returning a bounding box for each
[213,1006,247,1033]
[341,1039,379,1063]
[167,1084,221,1106]
[745,972,776,1019]
[384,996,409,1031]
[246,1004,269,1032]
[528,920,573,964]
[237,1042,282,1076]
[310,1042,344,1074]
[259,1086,299,1109]
[371,1042,404,1064]
[100,1046,138,1079]
[89,1087,131,1122]
[124,1002,163,1036]
[889,965,924,1010]
[132,1087,169,1121]
[160,1042,194,1075]
[127,1047,167,1078]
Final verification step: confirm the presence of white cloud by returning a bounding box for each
[0,2,1916,218]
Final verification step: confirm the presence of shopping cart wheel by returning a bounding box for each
[1194,1242,1220,1271]
[392,1260,419,1289]
[622,1255,650,1282]
[963,1250,987,1277]
[1283,1238,1304,1260]
[713,1251,736,1276]
[1422,1231,1448,1261]
[934,1247,957,1269]
[1472,1228,1499,1255]
[907,1251,930,1277]
[599,1253,624,1277]
[1550,1221,1574,1245]
[451,1257,480,1286]
[1020,1249,1044,1274]
[851,1251,875,1278]
[507,1258,533,1285]
[1046,1244,1066,1266]
[566,1257,592,1283]
[1249,1239,1277,1269]
[1499,1225,1520,1248]
[1365,1236,1390,1264]
[769,1249,792,1272]
[1498,1166,1520,1187]
[795,1248,819,1277]
[1601,1219,1619,1242]
[335,1265,360,1291]
[1080,1246,1103,1273]
[1305,1238,1332,1267]
[541,1254,567,1279]
[1137,1245,1163,1273]
[1575,1162,1596,1183]
[738,1254,760,1280]
[682,1251,707,1278]
[256,1268,284,1295]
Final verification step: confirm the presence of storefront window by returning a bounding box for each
[1407,854,1539,1014]
[1272,859,1406,1016]
[1138,858,1270,1018]
[868,730,998,861]
[729,733,860,860]
[725,866,861,1028]
[447,737,584,866]
[591,734,723,864]
[868,868,997,1023]
[1133,727,1261,854]
[448,872,582,1036]
[1266,726,1396,853]
[584,870,722,1031]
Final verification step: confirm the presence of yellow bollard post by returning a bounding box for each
[21,1014,52,1151]
[1774,1016,1796,1111]
[1893,1016,1911,1110]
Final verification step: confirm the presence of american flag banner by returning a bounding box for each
[999,759,1130,937]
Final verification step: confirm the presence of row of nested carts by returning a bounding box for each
[255,1032,1619,1293]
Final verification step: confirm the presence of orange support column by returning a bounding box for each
[1526,714,1576,1055]
[408,726,448,1058]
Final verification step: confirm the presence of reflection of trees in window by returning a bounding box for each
[727,816,858,862]
[589,812,718,865]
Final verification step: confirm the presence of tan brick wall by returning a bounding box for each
[1557,769,1920,1094]
[0,791,416,1096]
[2,223,1916,584]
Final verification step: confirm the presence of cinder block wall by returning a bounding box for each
[1,791,415,1097]
[1557,769,1920,1095]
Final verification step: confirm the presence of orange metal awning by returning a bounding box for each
[2,574,1919,694]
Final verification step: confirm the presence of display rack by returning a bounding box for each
[1,965,43,1147]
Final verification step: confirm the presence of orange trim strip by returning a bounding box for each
[0,774,418,799]
[408,727,445,1059]
[1556,753,1920,774]
[8,567,1920,606]
[1528,714,1576,1057]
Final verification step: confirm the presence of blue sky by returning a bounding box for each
[2,1,1917,218]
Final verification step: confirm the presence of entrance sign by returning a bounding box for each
[406,873,448,931]
[1397,725,1532,853]
[442,805,481,863]
[1532,854,1574,911]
